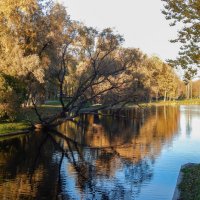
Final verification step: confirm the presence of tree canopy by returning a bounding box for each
[162,0,200,77]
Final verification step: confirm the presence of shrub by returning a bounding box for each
[0,73,27,121]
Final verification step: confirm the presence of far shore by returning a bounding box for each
[137,99,200,107]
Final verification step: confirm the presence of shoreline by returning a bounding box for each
[0,129,31,138]
[1,101,200,135]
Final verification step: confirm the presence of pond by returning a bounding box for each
[0,105,200,200]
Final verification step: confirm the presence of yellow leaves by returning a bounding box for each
[32,68,45,83]
[0,39,44,84]
[76,61,90,76]
[0,0,38,16]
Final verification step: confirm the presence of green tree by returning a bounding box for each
[162,0,200,74]
[0,73,27,121]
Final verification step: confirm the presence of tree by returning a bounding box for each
[0,73,27,121]
[162,0,200,75]
[143,56,163,101]
[142,56,180,101]
[0,0,52,106]
[41,27,129,126]
[157,63,178,101]
[192,80,200,98]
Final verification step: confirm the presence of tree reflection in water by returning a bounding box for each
[56,106,180,199]
[0,106,180,200]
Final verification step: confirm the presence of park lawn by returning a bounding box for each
[0,102,62,135]
[0,122,30,134]
[21,104,62,121]
[178,164,200,200]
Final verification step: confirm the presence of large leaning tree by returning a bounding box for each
[38,24,147,127]
[162,0,200,78]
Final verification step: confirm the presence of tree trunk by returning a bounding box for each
[164,91,167,102]
[156,92,158,102]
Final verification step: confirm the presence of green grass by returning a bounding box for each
[21,105,62,122]
[0,102,62,135]
[179,164,200,200]
[137,99,200,107]
[44,100,69,106]
[0,122,29,134]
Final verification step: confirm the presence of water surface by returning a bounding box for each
[0,105,200,200]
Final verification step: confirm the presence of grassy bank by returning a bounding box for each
[178,164,200,200]
[138,99,200,107]
[0,122,30,134]
[0,100,97,135]
[1,99,200,135]
[0,101,62,135]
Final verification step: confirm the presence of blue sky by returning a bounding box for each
[58,0,181,62]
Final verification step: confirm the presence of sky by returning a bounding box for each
[58,0,181,62]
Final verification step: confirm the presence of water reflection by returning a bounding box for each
[58,106,180,163]
[0,106,180,200]
[0,133,61,200]
[56,106,180,199]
